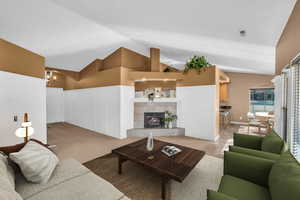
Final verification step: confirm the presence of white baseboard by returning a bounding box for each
[230,121,248,125]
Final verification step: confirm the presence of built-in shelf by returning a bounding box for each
[134,98,178,103]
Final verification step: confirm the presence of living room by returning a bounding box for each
[0,0,300,200]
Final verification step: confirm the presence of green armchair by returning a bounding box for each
[229,131,288,161]
[207,151,300,200]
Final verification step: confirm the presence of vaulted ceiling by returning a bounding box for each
[0,0,297,74]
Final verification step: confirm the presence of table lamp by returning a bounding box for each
[15,113,34,143]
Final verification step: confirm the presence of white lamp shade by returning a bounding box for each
[15,127,34,138]
[21,121,32,127]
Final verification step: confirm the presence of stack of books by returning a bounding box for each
[161,145,182,157]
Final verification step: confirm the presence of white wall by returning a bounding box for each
[177,85,218,141]
[0,71,47,146]
[120,86,135,138]
[64,86,134,139]
[46,88,64,123]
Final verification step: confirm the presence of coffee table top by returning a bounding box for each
[112,138,205,182]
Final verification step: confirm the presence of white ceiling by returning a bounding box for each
[0,0,297,74]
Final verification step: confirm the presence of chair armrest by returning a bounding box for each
[224,151,275,187]
[229,146,281,161]
[207,190,238,200]
[233,133,263,150]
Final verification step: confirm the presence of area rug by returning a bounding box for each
[84,154,223,200]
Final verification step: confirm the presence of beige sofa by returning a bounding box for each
[0,140,129,200]
[16,159,129,200]
[1,157,129,200]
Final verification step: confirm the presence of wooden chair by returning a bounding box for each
[247,112,266,134]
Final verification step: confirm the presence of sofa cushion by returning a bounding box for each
[229,146,281,161]
[261,131,283,154]
[0,152,15,188]
[0,154,23,200]
[16,159,90,199]
[24,172,126,200]
[207,190,238,200]
[218,175,271,200]
[269,152,300,200]
[10,141,59,184]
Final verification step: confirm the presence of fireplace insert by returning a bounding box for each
[144,112,165,128]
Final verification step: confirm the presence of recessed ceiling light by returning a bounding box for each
[240,30,246,37]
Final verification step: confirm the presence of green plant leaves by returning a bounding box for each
[184,56,211,74]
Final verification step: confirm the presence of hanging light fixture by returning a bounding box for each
[45,71,53,82]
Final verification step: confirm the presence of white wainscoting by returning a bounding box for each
[64,86,134,139]
[0,71,47,146]
[46,88,64,123]
[177,85,218,141]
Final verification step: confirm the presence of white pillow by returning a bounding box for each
[9,141,59,184]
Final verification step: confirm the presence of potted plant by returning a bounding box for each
[183,56,211,74]
[163,111,177,129]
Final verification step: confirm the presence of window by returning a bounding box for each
[249,88,274,113]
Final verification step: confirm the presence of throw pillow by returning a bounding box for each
[9,141,59,184]
[261,131,283,154]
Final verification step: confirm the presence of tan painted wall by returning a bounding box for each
[80,59,103,78]
[276,0,300,74]
[64,67,125,90]
[0,39,45,78]
[49,47,178,90]
[226,72,274,122]
[121,48,150,71]
[103,48,122,70]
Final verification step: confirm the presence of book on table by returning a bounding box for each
[161,145,182,157]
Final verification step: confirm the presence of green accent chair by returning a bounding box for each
[207,151,300,200]
[229,130,288,161]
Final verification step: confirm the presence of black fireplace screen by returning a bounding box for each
[144,112,165,128]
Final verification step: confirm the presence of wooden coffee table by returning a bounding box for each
[112,138,205,199]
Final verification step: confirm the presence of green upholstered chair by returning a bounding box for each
[229,130,288,161]
[207,151,300,200]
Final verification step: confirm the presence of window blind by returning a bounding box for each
[290,59,300,161]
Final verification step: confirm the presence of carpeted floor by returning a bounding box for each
[48,123,263,200]
[48,122,265,163]
[84,154,223,200]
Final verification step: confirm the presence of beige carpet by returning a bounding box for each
[48,122,262,163]
[84,154,223,200]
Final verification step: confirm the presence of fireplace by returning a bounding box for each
[144,112,165,128]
